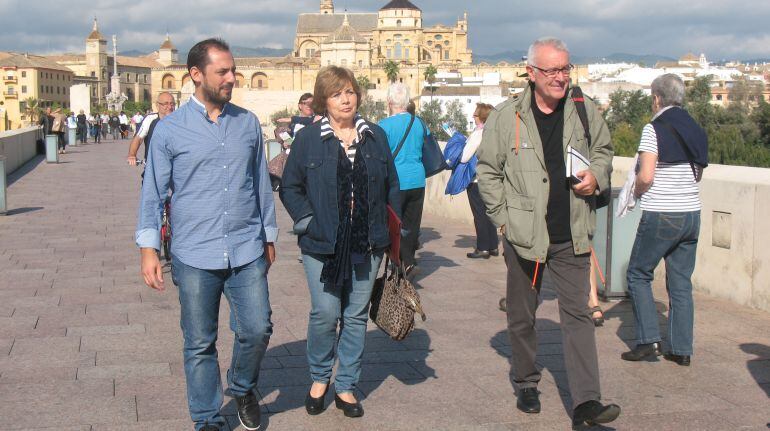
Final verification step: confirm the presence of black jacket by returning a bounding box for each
[280,120,401,255]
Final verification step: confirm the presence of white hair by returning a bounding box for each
[527,37,569,66]
[651,73,685,107]
[387,83,410,110]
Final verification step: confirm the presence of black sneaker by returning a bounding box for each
[200,425,220,431]
[235,392,262,431]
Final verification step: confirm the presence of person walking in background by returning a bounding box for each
[127,92,176,166]
[109,112,120,140]
[76,110,87,144]
[136,38,277,431]
[66,112,77,146]
[118,111,129,138]
[51,108,66,154]
[100,112,109,139]
[621,73,708,367]
[280,66,401,420]
[91,112,102,144]
[379,82,427,276]
[39,107,52,136]
[477,37,620,428]
[131,111,144,134]
[277,92,317,137]
[462,103,499,259]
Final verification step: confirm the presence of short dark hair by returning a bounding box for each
[298,92,313,104]
[187,38,230,74]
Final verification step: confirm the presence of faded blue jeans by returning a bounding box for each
[302,252,383,394]
[171,255,273,431]
[626,211,700,355]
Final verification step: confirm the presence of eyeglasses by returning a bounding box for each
[157,102,174,106]
[530,64,574,78]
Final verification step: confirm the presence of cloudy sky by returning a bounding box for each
[2,0,770,60]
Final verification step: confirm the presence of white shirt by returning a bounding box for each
[132,114,144,124]
[66,116,77,129]
[637,123,702,212]
[119,114,129,125]
[135,113,159,139]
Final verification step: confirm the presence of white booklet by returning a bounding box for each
[566,145,590,184]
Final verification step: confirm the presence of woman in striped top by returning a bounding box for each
[621,74,708,367]
[280,66,401,419]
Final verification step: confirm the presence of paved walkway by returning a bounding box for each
[0,138,768,431]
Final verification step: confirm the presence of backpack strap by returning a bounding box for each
[392,114,415,159]
[571,86,591,147]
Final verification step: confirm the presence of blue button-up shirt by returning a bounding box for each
[135,96,278,270]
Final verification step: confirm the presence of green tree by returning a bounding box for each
[270,106,298,127]
[358,94,387,123]
[356,75,371,91]
[418,99,443,138]
[603,89,651,132]
[384,61,399,83]
[443,99,468,136]
[423,65,438,102]
[22,97,39,125]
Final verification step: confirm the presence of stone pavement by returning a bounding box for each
[0,138,768,431]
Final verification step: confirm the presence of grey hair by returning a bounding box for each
[527,37,569,66]
[387,83,410,110]
[651,73,685,107]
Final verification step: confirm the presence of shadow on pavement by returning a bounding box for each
[223,328,434,430]
[739,343,770,398]
[4,206,44,216]
[452,234,476,249]
[7,155,44,186]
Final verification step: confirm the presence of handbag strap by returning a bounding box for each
[392,114,415,159]
[654,117,699,180]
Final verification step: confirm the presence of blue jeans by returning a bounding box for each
[302,252,383,393]
[171,255,273,431]
[626,211,700,355]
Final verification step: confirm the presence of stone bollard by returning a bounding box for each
[68,128,77,147]
[45,134,59,163]
[0,155,6,215]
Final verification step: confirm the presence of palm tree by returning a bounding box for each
[384,61,399,83]
[356,75,371,93]
[423,65,438,103]
[23,97,39,126]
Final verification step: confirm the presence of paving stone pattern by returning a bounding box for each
[1,139,768,430]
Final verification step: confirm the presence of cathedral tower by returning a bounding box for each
[320,0,334,14]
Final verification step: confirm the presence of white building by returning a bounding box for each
[419,71,508,130]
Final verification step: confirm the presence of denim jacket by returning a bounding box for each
[280,120,401,255]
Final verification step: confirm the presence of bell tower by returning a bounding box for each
[320,0,334,14]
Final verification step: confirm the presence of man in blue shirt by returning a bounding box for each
[135,38,277,431]
[379,83,427,275]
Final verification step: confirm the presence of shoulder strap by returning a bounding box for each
[392,114,415,159]
[571,86,591,147]
[654,117,699,180]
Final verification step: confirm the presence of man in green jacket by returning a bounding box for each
[477,37,620,428]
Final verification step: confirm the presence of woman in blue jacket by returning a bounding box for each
[279,66,401,419]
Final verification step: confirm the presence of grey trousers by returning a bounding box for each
[503,239,601,408]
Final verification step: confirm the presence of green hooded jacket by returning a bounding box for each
[476,84,613,262]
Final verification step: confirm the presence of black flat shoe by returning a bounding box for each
[663,353,691,366]
[498,297,507,312]
[334,393,364,418]
[516,387,541,414]
[572,400,621,429]
[621,342,661,361]
[489,249,499,257]
[305,385,329,415]
[467,249,491,259]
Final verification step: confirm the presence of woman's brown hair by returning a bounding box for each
[475,103,494,124]
[312,66,362,115]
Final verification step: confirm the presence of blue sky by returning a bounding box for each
[2,0,769,60]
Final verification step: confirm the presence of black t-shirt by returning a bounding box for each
[76,114,87,126]
[531,94,572,244]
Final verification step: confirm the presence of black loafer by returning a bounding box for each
[489,249,500,257]
[620,342,662,361]
[305,385,329,415]
[467,249,491,259]
[516,387,541,413]
[572,400,620,429]
[663,353,691,366]
[334,393,364,418]
[234,392,262,431]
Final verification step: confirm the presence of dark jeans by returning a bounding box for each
[466,182,498,252]
[398,187,425,267]
[626,210,700,355]
[170,255,273,431]
[503,239,601,408]
[93,127,101,143]
[77,124,87,143]
[55,132,65,150]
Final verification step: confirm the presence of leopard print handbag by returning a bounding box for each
[369,259,427,341]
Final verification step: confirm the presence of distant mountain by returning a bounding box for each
[474,50,527,64]
[473,51,676,66]
[119,46,292,59]
[119,49,150,57]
